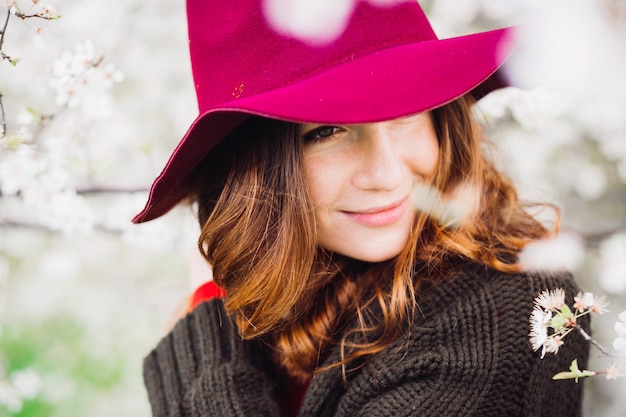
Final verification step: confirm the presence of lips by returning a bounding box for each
[342,198,408,227]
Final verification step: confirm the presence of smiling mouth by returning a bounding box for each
[343,198,407,227]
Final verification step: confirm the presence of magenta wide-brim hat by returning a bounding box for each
[133,0,517,223]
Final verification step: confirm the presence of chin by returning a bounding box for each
[354,252,402,263]
[319,229,411,263]
[336,242,407,263]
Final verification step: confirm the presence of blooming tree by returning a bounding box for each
[1,1,198,415]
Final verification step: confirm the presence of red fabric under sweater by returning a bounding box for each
[188,281,309,417]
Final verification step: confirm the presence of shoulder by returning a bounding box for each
[339,266,588,416]
[422,265,580,313]
[410,265,583,334]
[410,265,586,369]
[404,265,582,345]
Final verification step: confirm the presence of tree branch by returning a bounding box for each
[0,91,6,136]
[0,219,127,235]
[75,186,149,195]
[577,326,626,360]
[14,12,58,20]
[1,9,11,136]
[0,186,150,198]
[0,9,9,50]
[0,9,15,65]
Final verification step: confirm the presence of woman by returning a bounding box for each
[136,0,589,416]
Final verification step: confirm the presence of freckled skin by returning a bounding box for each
[302,112,439,262]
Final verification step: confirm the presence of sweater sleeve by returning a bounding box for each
[300,268,590,417]
[143,300,283,417]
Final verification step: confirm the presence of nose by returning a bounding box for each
[351,124,404,192]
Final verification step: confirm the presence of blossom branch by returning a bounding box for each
[576,327,626,360]
[530,289,626,382]
[14,12,57,20]
[0,219,126,234]
[1,2,61,65]
[0,8,9,49]
[0,8,15,64]
[6,1,61,22]
[0,186,150,198]
[75,186,149,195]
[0,91,6,136]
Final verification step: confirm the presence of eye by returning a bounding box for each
[302,125,342,143]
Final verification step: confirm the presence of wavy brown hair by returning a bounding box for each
[187,95,553,381]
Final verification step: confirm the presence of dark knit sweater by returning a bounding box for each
[143,265,589,416]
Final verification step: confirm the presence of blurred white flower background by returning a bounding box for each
[0,0,625,416]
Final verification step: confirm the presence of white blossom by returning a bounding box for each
[10,368,42,400]
[543,335,564,356]
[49,40,122,112]
[529,306,551,354]
[263,0,416,46]
[573,291,609,315]
[263,0,353,45]
[535,288,566,311]
[33,27,47,49]
[7,0,17,15]
[411,182,479,228]
[604,364,623,381]
[40,2,58,18]
[0,145,44,195]
[573,291,593,312]
[429,0,479,32]
[102,63,124,85]
[590,295,609,315]
[474,87,519,120]
[365,0,405,6]
[0,126,34,150]
[518,232,586,272]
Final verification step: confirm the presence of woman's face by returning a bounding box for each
[302,113,439,262]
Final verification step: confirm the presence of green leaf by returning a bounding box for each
[549,315,566,330]
[552,359,595,382]
[560,304,574,319]
[549,305,575,331]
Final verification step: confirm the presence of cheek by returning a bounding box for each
[303,155,354,251]
[303,158,326,209]
[303,154,350,209]
[409,128,440,179]
[423,140,440,176]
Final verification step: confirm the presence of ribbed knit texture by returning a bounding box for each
[143,266,589,417]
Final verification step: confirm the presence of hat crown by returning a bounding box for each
[187,0,437,111]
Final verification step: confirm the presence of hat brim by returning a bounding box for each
[133,27,516,223]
